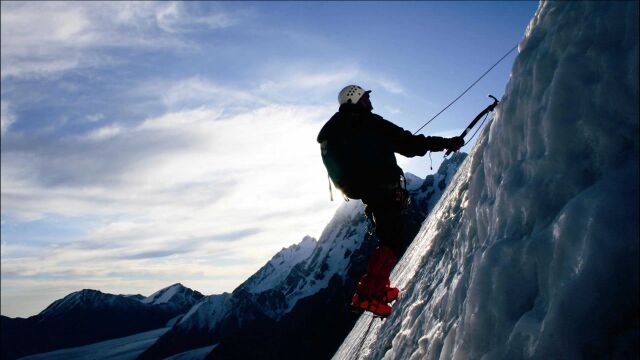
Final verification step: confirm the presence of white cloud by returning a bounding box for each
[259,68,357,93]
[86,113,105,123]
[157,77,268,109]
[154,2,235,33]
[254,62,408,105]
[1,102,342,316]
[386,106,403,115]
[364,73,406,95]
[85,124,123,141]
[1,100,15,136]
[0,2,236,79]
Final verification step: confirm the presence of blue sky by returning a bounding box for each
[1,1,538,317]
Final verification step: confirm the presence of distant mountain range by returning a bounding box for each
[1,284,203,359]
[1,152,466,360]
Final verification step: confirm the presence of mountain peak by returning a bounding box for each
[403,172,424,191]
[239,235,318,296]
[142,283,204,306]
[39,289,120,318]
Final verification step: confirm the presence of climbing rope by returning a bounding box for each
[463,113,492,146]
[413,44,518,135]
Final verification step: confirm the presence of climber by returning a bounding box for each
[317,85,464,317]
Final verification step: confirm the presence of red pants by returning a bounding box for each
[353,179,409,305]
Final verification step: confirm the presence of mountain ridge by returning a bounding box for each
[1,283,203,360]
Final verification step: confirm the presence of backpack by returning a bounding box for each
[320,136,363,200]
[318,110,403,200]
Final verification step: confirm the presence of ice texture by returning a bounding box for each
[334,1,638,359]
[19,327,170,360]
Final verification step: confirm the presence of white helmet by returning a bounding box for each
[338,85,371,105]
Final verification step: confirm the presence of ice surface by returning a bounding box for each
[334,1,638,359]
[19,327,170,360]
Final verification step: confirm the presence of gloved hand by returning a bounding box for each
[447,136,465,152]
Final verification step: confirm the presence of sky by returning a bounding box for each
[0,1,539,318]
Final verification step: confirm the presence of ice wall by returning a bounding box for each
[334,1,638,359]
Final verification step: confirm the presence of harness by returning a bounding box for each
[364,175,410,235]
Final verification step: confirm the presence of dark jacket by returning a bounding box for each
[317,103,452,199]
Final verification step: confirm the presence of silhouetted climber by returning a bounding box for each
[317,85,464,317]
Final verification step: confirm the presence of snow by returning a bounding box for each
[335,1,638,359]
[243,235,318,293]
[177,293,231,331]
[174,158,466,333]
[142,283,184,305]
[237,155,466,316]
[39,289,122,318]
[164,345,218,360]
[404,172,423,191]
[19,327,170,360]
[288,201,368,303]
[235,200,370,315]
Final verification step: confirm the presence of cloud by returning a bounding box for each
[86,113,105,123]
[369,75,406,95]
[154,77,269,109]
[210,228,262,242]
[0,2,237,79]
[84,124,123,141]
[259,68,357,93]
[122,249,188,260]
[1,101,342,316]
[254,61,408,106]
[154,2,236,33]
[1,101,15,136]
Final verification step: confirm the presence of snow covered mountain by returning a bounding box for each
[141,283,205,312]
[138,153,467,360]
[1,284,202,360]
[39,289,140,319]
[335,1,639,359]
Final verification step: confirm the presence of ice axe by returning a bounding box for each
[445,95,499,156]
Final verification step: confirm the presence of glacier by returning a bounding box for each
[18,327,171,360]
[334,1,638,359]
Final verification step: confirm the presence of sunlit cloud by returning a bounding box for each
[362,72,407,95]
[157,77,269,109]
[259,68,357,93]
[154,2,236,33]
[0,2,237,79]
[257,64,408,96]
[1,101,15,136]
[85,113,105,123]
[1,100,342,315]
